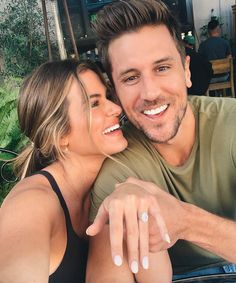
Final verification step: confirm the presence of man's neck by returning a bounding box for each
[210,31,220,37]
[153,104,196,167]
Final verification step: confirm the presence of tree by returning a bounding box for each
[0,0,55,77]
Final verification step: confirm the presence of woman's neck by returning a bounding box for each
[49,154,105,197]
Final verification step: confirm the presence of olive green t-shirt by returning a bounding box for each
[90,96,236,274]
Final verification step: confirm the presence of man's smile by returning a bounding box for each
[143,104,168,116]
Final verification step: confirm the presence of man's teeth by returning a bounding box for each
[103,124,120,134]
[143,104,168,115]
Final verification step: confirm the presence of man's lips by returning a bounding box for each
[143,104,168,116]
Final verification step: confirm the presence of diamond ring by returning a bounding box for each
[138,212,149,223]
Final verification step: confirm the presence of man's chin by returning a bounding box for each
[141,126,179,144]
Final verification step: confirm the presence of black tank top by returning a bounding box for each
[37,171,88,283]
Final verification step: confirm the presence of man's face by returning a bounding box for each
[108,25,192,144]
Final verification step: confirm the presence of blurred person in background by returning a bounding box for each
[199,19,231,83]
[183,32,213,95]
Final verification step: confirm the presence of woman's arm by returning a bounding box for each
[0,186,55,283]
[86,225,172,283]
[86,225,134,283]
[135,251,172,283]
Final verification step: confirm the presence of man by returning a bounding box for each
[183,34,213,95]
[199,19,231,61]
[87,0,236,280]
[199,19,231,83]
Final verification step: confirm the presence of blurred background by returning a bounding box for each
[0,0,236,202]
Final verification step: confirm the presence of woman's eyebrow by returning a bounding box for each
[89,93,101,99]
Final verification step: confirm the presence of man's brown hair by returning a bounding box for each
[92,0,185,83]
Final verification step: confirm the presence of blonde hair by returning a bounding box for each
[14,59,107,179]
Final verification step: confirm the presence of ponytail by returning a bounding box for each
[13,143,35,179]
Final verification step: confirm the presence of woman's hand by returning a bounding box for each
[87,177,173,273]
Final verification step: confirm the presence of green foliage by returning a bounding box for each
[0,0,53,78]
[0,77,28,203]
[0,78,27,149]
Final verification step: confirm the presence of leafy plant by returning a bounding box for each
[0,77,28,204]
[0,0,57,78]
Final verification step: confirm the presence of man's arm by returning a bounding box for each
[128,178,236,263]
[184,203,236,263]
[88,177,236,264]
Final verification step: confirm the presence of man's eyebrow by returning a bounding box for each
[153,56,174,64]
[118,56,175,79]
[118,68,137,80]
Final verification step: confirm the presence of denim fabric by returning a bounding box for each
[173,264,236,280]
[210,73,229,83]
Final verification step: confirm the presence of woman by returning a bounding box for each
[0,59,171,282]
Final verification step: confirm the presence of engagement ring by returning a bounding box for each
[139,212,149,223]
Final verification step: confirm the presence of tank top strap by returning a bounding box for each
[37,170,71,225]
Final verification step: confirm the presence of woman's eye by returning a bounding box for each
[91,100,99,108]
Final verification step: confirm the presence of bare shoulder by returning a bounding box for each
[0,174,62,231]
[0,174,62,282]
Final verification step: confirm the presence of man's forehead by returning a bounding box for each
[108,25,179,75]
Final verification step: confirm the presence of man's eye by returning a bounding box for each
[158,66,169,72]
[91,100,99,108]
[126,76,137,81]
[124,75,139,83]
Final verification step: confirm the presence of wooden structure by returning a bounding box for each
[232,3,236,44]
[206,57,235,98]
[41,0,79,60]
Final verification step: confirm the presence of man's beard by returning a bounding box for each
[133,102,188,144]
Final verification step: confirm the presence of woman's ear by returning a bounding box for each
[185,55,192,88]
[59,135,69,149]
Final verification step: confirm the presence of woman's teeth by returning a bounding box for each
[103,124,120,134]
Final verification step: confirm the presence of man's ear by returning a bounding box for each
[185,55,192,88]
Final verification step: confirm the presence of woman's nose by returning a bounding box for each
[106,99,122,116]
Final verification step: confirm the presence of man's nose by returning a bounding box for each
[140,76,161,101]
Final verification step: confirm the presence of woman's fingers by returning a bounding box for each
[86,200,109,236]
[109,200,124,267]
[124,199,139,273]
[138,209,149,270]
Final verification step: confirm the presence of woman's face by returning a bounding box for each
[64,69,128,158]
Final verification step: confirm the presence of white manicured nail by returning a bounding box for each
[131,260,139,273]
[142,256,149,269]
[165,233,171,244]
[113,255,122,266]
